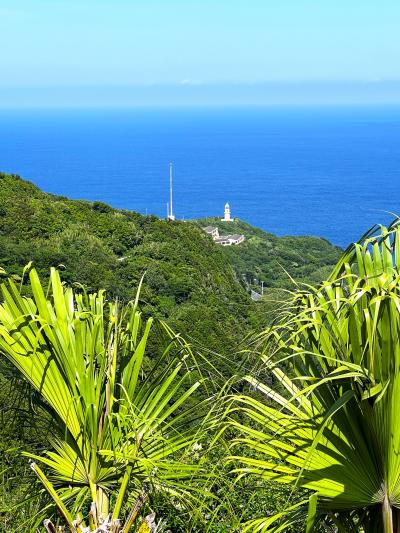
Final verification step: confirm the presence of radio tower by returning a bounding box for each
[168,162,175,220]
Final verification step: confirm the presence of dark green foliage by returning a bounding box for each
[0,173,251,357]
[0,366,53,532]
[0,172,341,369]
[0,173,340,355]
[92,200,113,213]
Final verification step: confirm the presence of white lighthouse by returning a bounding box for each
[221,202,234,222]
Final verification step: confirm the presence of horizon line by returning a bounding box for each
[3,79,400,89]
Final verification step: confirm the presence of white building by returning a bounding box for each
[202,204,245,246]
[215,234,245,246]
[202,226,220,239]
[221,202,234,222]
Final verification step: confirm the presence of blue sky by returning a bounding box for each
[1,1,400,105]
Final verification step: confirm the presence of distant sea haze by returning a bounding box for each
[1,105,400,247]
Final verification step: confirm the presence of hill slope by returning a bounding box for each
[197,217,342,291]
[0,173,251,356]
[0,173,342,353]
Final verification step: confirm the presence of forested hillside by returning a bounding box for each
[0,173,341,355]
[0,173,251,357]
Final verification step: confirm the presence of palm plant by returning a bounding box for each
[228,223,400,532]
[0,267,211,532]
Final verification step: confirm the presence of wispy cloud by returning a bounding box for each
[179,79,203,86]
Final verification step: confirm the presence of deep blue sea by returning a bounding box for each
[1,106,400,247]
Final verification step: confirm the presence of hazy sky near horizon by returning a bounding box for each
[1,1,400,105]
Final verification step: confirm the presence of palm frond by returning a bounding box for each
[228,224,400,532]
[0,267,212,531]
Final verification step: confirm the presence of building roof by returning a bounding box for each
[215,234,245,244]
[251,290,263,301]
[226,234,244,240]
[215,234,244,241]
[203,226,218,233]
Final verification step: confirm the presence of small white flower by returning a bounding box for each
[191,442,202,452]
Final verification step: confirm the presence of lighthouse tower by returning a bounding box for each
[221,202,234,222]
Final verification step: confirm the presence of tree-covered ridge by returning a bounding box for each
[0,172,251,355]
[0,173,341,354]
[197,217,342,289]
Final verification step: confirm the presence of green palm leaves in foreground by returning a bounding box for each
[229,224,400,532]
[0,267,209,532]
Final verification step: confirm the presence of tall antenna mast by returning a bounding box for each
[168,162,175,220]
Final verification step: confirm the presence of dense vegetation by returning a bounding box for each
[0,173,253,358]
[0,173,341,354]
[0,172,360,532]
[3,222,400,532]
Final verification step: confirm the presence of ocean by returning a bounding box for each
[1,105,400,247]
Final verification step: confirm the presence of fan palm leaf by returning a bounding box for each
[0,267,211,531]
[228,224,400,532]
